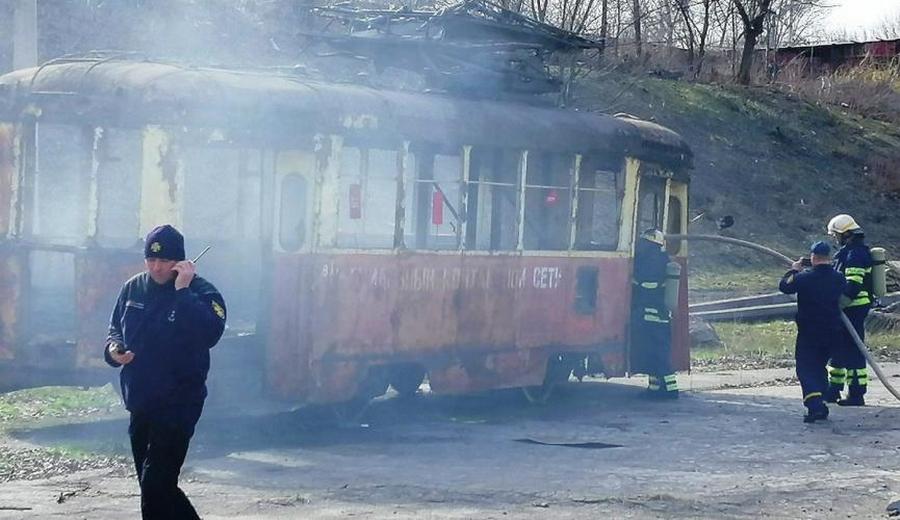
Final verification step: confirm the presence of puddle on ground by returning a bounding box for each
[514,438,622,449]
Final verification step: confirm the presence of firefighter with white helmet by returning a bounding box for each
[827,214,860,236]
[825,214,873,406]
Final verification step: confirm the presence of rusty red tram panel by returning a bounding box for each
[267,253,632,403]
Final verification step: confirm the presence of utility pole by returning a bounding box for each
[13,0,38,70]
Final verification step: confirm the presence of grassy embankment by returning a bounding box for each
[576,73,900,368]
[0,385,128,481]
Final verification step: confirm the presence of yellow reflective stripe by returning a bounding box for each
[803,392,822,402]
[664,374,678,391]
[639,282,660,289]
[644,308,659,314]
[844,267,870,276]
[829,367,846,384]
[848,368,869,385]
[643,315,669,323]
[846,276,864,283]
[847,296,871,307]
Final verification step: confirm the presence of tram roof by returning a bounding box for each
[0,59,692,173]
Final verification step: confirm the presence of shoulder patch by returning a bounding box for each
[211,300,226,320]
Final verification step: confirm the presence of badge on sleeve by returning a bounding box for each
[211,300,226,320]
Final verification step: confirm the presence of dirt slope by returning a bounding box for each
[576,74,900,270]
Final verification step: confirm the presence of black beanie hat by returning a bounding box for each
[144,224,186,261]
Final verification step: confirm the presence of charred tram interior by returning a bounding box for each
[0,59,691,404]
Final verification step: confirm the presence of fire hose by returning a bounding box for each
[666,233,900,402]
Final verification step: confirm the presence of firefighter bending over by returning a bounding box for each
[632,229,678,399]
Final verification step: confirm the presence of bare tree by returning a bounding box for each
[875,11,900,39]
[766,0,828,48]
[733,0,774,84]
[632,0,643,57]
[600,0,608,56]
[674,0,714,77]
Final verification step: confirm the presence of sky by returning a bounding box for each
[820,0,900,35]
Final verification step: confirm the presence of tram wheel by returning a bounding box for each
[331,397,372,423]
[521,382,556,404]
[388,364,426,398]
[521,354,573,404]
[331,367,389,423]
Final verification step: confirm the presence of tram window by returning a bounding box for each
[465,149,518,251]
[637,176,666,233]
[666,195,683,255]
[574,157,623,251]
[406,150,462,250]
[337,147,398,249]
[34,124,88,245]
[523,153,573,251]
[95,129,142,248]
[279,174,308,252]
[183,146,241,241]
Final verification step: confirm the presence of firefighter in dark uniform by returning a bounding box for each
[632,229,678,399]
[825,214,873,406]
[779,241,846,423]
[105,224,226,519]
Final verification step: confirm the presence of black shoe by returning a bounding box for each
[837,395,865,407]
[641,389,679,400]
[803,406,829,423]
[823,388,841,403]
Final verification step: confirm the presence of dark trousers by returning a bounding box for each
[129,404,203,520]
[634,320,677,393]
[795,330,831,410]
[829,305,869,398]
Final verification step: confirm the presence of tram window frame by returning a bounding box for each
[182,143,243,243]
[278,173,308,252]
[636,175,666,234]
[336,147,400,250]
[33,123,90,245]
[523,152,574,251]
[94,128,143,249]
[465,148,519,251]
[404,146,463,251]
[666,195,683,256]
[573,156,624,251]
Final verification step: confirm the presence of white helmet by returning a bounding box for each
[826,214,860,235]
[641,228,665,246]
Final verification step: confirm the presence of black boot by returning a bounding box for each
[803,404,829,423]
[823,385,842,403]
[837,395,865,407]
[641,389,678,400]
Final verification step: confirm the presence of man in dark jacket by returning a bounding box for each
[825,214,874,406]
[105,224,226,519]
[779,241,846,423]
[632,229,678,399]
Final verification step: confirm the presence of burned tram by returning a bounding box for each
[0,58,691,403]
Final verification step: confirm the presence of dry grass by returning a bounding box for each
[775,57,900,124]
